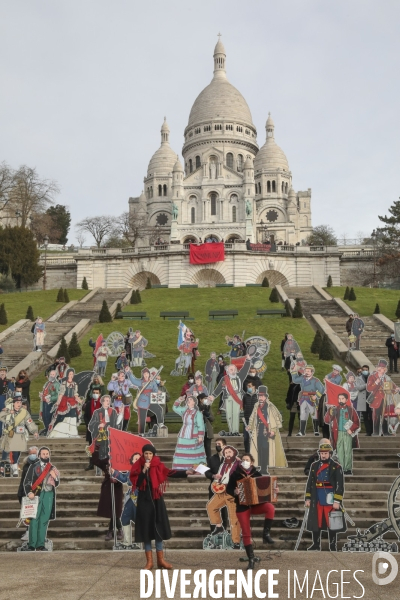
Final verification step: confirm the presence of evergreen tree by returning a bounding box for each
[396,300,400,319]
[327,275,333,288]
[269,287,279,303]
[344,286,350,300]
[292,297,304,318]
[373,303,380,314]
[261,277,269,288]
[82,277,88,290]
[130,290,138,305]
[56,287,64,302]
[319,334,334,360]
[68,332,82,359]
[311,330,323,354]
[0,226,41,288]
[285,300,292,317]
[0,303,7,325]
[136,289,142,303]
[145,277,152,289]
[99,299,112,323]
[63,289,70,303]
[349,287,357,301]
[57,336,71,363]
[115,303,122,318]
[26,306,34,321]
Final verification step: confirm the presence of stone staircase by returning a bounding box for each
[58,289,130,325]
[1,434,399,552]
[283,286,344,320]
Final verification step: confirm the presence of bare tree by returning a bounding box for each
[8,166,60,227]
[114,210,149,246]
[76,231,86,248]
[75,216,114,248]
[0,162,15,215]
[30,211,62,245]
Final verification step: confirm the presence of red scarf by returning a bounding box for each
[129,455,170,500]
[257,404,269,428]
[31,463,53,492]
[223,375,242,406]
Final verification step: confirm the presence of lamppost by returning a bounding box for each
[42,234,49,290]
[371,229,377,287]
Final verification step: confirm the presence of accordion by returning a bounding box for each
[237,475,278,506]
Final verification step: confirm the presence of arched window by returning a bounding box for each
[226,153,234,169]
[232,206,237,222]
[158,184,162,196]
[191,207,195,224]
[189,159,193,173]
[195,155,201,169]
[210,193,217,216]
[149,186,153,198]
[281,182,284,192]
[163,184,167,196]
[272,180,276,193]
[267,181,271,193]
[285,182,288,193]
[237,154,243,172]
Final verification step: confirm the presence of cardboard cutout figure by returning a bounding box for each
[95,341,110,376]
[0,366,14,437]
[351,313,365,351]
[0,397,38,476]
[171,321,199,376]
[283,334,301,360]
[39,370,60,435]
[246,386,287,473]
[225,334,246,358]
[324,380,360,475]
[87,395,123,459]
[130,330,149,367]
[367,359,400,436]
[300,441,346,551]
[128,367,163,434]
[188,371,209,398]
[55,357,69,382]
[292,365,325,437]
[172,395,207,469]
[107,370,136,431]
[324,365,343,386]
[106,332,125,359]
[33,317,46,352]
[18,446,60,552]
[93,334,105,368]
[205,352,220,391]
[244,336,270,378]
[204,445,242,549]
[209,355,252,436]
[47,368,83,438]
[343,371,360,411]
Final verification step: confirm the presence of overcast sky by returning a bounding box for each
[1,0,399,244]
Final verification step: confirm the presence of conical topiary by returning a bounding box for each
[26,306,34,321]
[145,277,152,289]
[0,303,7,325]
[82,277,88,290]
[261,277,269,288]
[373,303,380,314]
[136,289,142,303]
[63,289,70,303]
[99,299,112,323]
[285,299,292,317]
[344,286,350,300]
[130,289,138,304]
[115,303,122,318]
[68,332,82,359]
[319,334,334,360]
[292,297,304,318]
[327,275,333,288]
[269,287,279,303]
[57,335,71,363]
[311,329,323,354]
[56,287,64,302]
[348,287,356,301]
[396,300,400,319]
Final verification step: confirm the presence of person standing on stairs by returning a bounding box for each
[33,317,46,352]
[355,366,373,436]
[292,365,325,437]
[280,333,288,371]
[386,333,399,374]
[351,314,365,351]
[0,367,15,437]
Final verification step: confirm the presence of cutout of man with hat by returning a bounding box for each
[292,365,325,437]
[367,359,400,436]
[304,441,346,551]
[324,365,343,386]
[324,385,360,475]
[246,386,287,474]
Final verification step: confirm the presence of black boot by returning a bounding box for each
[307,531,321,551]
[85,458,94,471]
[245,544,255,570]
[296,420,306,436]
[328,530,337,552]
[262,518,274,544]
[313,419,320,436]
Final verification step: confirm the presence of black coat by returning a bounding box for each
[242,392,258,422]
[134,469,187,544]
[226,465,262,512]
[243,374,262,390]
[92,452,123,520]
[205,452,224,496]
[305,458,346,533]
[24,461,59,520]
[386,338,400,358]
[17,458,39,502]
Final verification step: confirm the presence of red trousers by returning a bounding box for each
[317,503,333,528]
[237,503,275,546]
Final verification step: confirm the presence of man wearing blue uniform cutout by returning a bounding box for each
[292,365,325,437]
[324,365,343,385]
[127,367,162,434]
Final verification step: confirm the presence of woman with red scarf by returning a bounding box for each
[130,444,194,569]
[226,453,276,570]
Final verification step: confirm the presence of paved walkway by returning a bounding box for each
[1,550,399,599]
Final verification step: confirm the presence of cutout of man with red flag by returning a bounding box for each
[324,380,360,476]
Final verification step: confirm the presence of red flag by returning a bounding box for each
[189,242,225,265]
[108,428,150,471]
[94,333,104,367]
[325,379,351,407]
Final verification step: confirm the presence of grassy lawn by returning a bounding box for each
[0,289,88,333]
[326,286,400,318]
[30,287,344,433]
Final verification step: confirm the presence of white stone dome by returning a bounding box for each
[188,78,254,128]
[147,118,177,176]
[254,114,289,172]
[173,155,184,172]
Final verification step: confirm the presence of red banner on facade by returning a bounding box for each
[189,242,225,264]
[108,428,150,472]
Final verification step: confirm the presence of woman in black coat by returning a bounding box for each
[130,444,193,570]
[92,451,124,542]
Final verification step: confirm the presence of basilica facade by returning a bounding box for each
[129,37,313,246]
